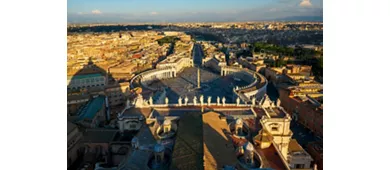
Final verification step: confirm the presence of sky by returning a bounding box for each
[68,0,323,23]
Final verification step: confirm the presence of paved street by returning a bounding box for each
[192,43,203,66]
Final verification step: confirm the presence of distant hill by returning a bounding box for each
[273,16,323,22]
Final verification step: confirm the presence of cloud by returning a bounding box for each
[269,8,278,12]
[150,12,158,15]
[91,10,102,14]
[299,0,312,7]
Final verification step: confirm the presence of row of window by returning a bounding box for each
[68,84,105,90]
[69,78,104,85]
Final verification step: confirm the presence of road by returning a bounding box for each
[192,43,204,67]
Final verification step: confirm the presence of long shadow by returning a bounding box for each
[266,81,279,102]
[67,58,130,170]
[169,112,204,170]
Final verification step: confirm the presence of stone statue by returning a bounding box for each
[261,95,272,108]
[134,94,145,108]
[193,96,197,105]
[126,98,131,108]
[149,96,153,105]
[178,97,182,106]
[236,97,240,106]
[217,96,220,106]
[222,97,226,106]
[276,99,281,107]
[200,95,204,106]
[207,96,211,106]
[117,112,123,120]
[165,97,169,105]
[252,98,256,106]
[184,96,189,105]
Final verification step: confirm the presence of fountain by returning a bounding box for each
[156,119,177,139]
[236,142,262,169]
[229,118,251,139]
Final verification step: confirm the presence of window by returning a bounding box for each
[272,127,278,131]
[294,164,305,168]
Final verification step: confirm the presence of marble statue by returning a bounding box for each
[276,99,281,107]
[126,98,131,108]
[207,96,211,106]
[200,95,204,106]
[217,96,220,106]
[193,96,197,105]
[236,97,240,106]
[165,97,169,105]
[261,95,272,108]
[184,96,188,105]
[252,97,256,107]
[178,97,182,106]
[149,96,153,105]
[222,97,226,106]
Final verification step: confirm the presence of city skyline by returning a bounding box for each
[68,0,323,23]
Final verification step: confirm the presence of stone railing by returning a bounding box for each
[144,95,260,109]
[130,67,176,91]
[221,66,268,103]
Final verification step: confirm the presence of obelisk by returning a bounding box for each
[197,67,201,88]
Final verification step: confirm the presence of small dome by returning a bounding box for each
[245,142,254,151]
[163,119,172,126]
[131,137,138,143]
[154,143,165,153]
[236,118,243,125]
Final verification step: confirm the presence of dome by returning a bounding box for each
[245,142,254,151]
[163,119,172,126]
[236,118,243,125]
[131,137,138,143]
[154,143,165,153]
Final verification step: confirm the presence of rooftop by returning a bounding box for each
[81,129,118,143]
[170,112,204,170]
[122,107,152,118]
[288,139,306,153]
[256,143,288,170]
[76,96,105,122]
[202,112,237,169]
[264,107,287,118]
[67,121,78,134]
